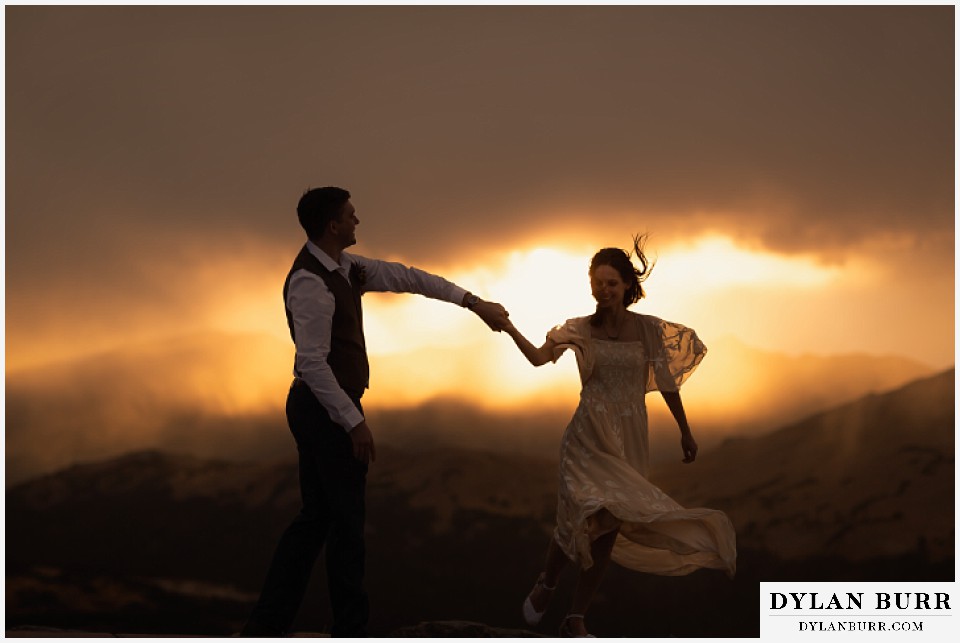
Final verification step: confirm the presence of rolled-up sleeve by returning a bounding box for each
[287,270,365,431]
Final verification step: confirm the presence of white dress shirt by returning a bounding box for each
[286,241,468,431]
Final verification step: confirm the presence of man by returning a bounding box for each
[241,187,509,637]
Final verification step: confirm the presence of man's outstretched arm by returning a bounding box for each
[357,254,509,330]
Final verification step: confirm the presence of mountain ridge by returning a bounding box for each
[6,368,953,636]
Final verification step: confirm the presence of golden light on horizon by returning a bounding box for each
[360,235,845,411]
[648,236,841,293]
[6,230,938,425]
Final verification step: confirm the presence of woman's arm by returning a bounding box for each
[504,320,556,367]
[660,390,698,463]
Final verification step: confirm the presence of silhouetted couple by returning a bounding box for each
[242,187,735,638]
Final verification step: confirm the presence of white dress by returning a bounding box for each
[548,313,736,577]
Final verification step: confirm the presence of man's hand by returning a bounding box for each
[349,420,376,464]
[472,300,511,332]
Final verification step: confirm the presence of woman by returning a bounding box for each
[503,236,736,637]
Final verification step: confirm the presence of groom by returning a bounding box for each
[241,187,509,637]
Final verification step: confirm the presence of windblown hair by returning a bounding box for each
[589,234,655,327]
[296,186,351,240]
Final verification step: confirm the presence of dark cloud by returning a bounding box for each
[6,6,953,290]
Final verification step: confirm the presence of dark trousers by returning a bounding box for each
[243,380,369,637]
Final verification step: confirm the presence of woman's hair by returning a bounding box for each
[589,234,655,327]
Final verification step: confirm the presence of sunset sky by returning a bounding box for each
[5,5,954,416]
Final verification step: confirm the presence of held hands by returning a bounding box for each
[350,420,376,464]
[472,300,512,332]
[680,430,698,464]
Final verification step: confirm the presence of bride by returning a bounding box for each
[501,236,736,637]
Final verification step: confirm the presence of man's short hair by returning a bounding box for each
[297,187,351,239]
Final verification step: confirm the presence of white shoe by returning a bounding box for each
[522,572,556,626]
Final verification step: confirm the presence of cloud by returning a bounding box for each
[5,6,953,380]
[5,6,953,275]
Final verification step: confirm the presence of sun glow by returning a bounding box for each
[361,246,596,409]
[77,233,853,417]
[647,236,840,295]
[358,235,841,410]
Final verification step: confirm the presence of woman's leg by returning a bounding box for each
[528,537,569,611]
[565,527,619,636]
[543,537,569,586]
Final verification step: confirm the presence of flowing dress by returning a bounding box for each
[548,313,736,577]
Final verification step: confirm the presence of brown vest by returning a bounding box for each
[283,245,369,399]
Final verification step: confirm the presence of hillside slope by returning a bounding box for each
[652,368,955,562]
